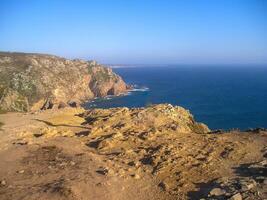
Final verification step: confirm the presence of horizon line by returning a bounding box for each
[1,50,266,66]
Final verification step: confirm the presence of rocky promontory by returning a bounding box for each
[0,104,266,200]
[0,52,128,112]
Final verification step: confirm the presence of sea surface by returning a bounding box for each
[84,66,267,130]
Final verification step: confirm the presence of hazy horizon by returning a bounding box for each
[1,0,267,65]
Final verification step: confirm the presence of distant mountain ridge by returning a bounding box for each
[0,52,128,112]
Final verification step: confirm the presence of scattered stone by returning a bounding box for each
[230,193,242,200]
[96,182,102,187]
[209,188,226,196]
[128,161,136,166]
[241,180,256,191]
[158,181,169,191]
[58,162,67,167]
[33,133,44,138]
[246,128,267,133]
[255,176,265,182]
[131,174,140,179]
[68,101,79,108]
[96,168,109,175]
[209,129,224,134]
[17,170,25,174]
[58,102,67,109]
[1,180,6,186]
[70,161,76,166]
[203,161,267,200]
[195,154,206,161]
[75,130,90,137]
[13,140,28,145]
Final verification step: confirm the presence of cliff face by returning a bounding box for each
[0,52,128,112]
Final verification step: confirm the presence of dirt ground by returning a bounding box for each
[0,106,266,200]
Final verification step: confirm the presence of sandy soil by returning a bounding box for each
[0,106,266,200]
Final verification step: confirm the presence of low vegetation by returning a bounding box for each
[0,52,127,112]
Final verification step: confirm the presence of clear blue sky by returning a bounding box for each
[1,0,266,64]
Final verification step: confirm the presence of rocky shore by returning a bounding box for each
[0,104,266,200]
[0,52,129,112]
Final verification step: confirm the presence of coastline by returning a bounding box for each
[83,85,150,108]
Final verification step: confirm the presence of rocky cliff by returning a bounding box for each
[0,52,128,112]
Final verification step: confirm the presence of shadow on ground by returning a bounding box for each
[187,179,218,200]
[233,161,267,180]
[34,119,90,129]
[187,157,267,199]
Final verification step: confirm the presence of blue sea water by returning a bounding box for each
[84,66,267,130]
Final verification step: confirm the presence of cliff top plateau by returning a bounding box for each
[0,104,266,200]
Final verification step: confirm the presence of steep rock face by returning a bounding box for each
[0,52,128,112]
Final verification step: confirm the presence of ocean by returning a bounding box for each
[84,66,267,130]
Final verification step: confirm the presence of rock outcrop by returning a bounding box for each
[80,104,210,135]
[204,159,267,199]
[0,105,266,199]
[0,52,128,112]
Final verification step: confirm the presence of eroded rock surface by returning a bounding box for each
[0,52,128,112]
[0,104,266,200]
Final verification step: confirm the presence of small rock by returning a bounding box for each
[33,133,44,138]
[259,160,267,166]
[255,176,265,182]
[241,180,256,191]
[18,170,25,174]
[13,140,28,145]
[96,168,108,175]
[1,180,6,186]
[107,168,114,175]
[58,162,67,166]
[131,174,140,179]
[58,102,67,109]
[128,161,135,166]
[158,181,169,191]
[209,188,226,196]
[70,161,76,166]
[210,129,224,134]
[68,100,79,108]
[118,168,125,175]
[196,154,206,161]
[230,193,242,200]
[96,182,102,186]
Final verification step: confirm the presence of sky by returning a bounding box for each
[0,0,267,65]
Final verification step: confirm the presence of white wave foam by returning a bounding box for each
[130,87,149,92]
[87,86,149,104]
